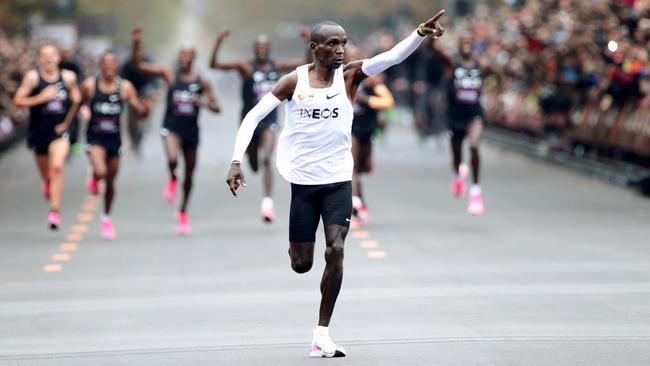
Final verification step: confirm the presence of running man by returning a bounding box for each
[120,36,157,156]
[14,43,81,230]
[59,48,84,155]
[443,34,488,215]
[227,11,446,357]
[346,45,394,224]
[210,29,307,223]
[132,28,221,235]
[80,51,149,240]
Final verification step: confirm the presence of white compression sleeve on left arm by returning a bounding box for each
[361,30,424,77]
[231,92,282,162]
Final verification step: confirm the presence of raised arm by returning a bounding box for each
[79,77,93,106]
[54,70,81,134]
[130,27,174,86]
[275,29,312,71]
[209,29,253,78]
[196,79,221,113]
[344,9,446,91]
[366,76,395,110]
[75,77,96,124]
[122,79,149,117]
[275,57,309,71]
[432,41,453,68]
[225,72,296,196]
[13,70,53,108]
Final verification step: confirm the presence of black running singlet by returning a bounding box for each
[29,72,71,135]
[352,83,379,143]
[163,74,203,133]
[88,78,123,137]
[447,60,483,120]
[241,59,279,123]
[353,83,379,128]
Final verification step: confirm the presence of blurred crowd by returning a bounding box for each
[2,0,650,164]
[0,31,34,147]
[371,0,650,162]
[472,0,650,135]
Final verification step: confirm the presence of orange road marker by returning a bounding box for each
[352,230,369,239]
[66,233,83,242]
[78,213,93,222]
[43,264,63,272]
[53,253,71,262]
[59,243,78,251]
[367,251,386,259]
[71,224,88,233]
[360,240,379,249]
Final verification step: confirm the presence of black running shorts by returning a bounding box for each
[160,127,199,152]
[28,131,69,155]
[86,135,122,158]
[448,115,483,139]
[448,105,483,139]
[352,122,376,145]
[289,181,352,243]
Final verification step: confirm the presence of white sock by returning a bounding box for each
[262,197,273,209]
[314,326,329,336]
[458,163,469,177]
[352,196,363,208]
[469,185,481,195]
[101,214,111,221]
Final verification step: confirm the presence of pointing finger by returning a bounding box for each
[431,9,446,22]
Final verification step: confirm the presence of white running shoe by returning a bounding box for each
[310,329,346,358]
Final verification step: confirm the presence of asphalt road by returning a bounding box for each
[1,101,650,365]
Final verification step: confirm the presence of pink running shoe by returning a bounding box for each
[359,206,369,222]
[451,163,469,198]
[163,179,178,204]
[177,211,191,236]
[261,206,276,223]
[47,210,60,230]
[451,178,466,198]
[87,176,99,196]
[42,182,51,201]
[100,217,116,240]
[261,198,275,223]
[467,191,485,216]
[355,206,369,225]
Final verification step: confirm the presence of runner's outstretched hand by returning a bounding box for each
[420,10,446,39]
[226,162,247,197]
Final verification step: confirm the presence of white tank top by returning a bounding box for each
[276,65,354,185]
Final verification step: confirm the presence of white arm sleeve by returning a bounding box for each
[361,30,424,77]
[231,92,282,162]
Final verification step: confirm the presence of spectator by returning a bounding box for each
[0,31,34,148]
